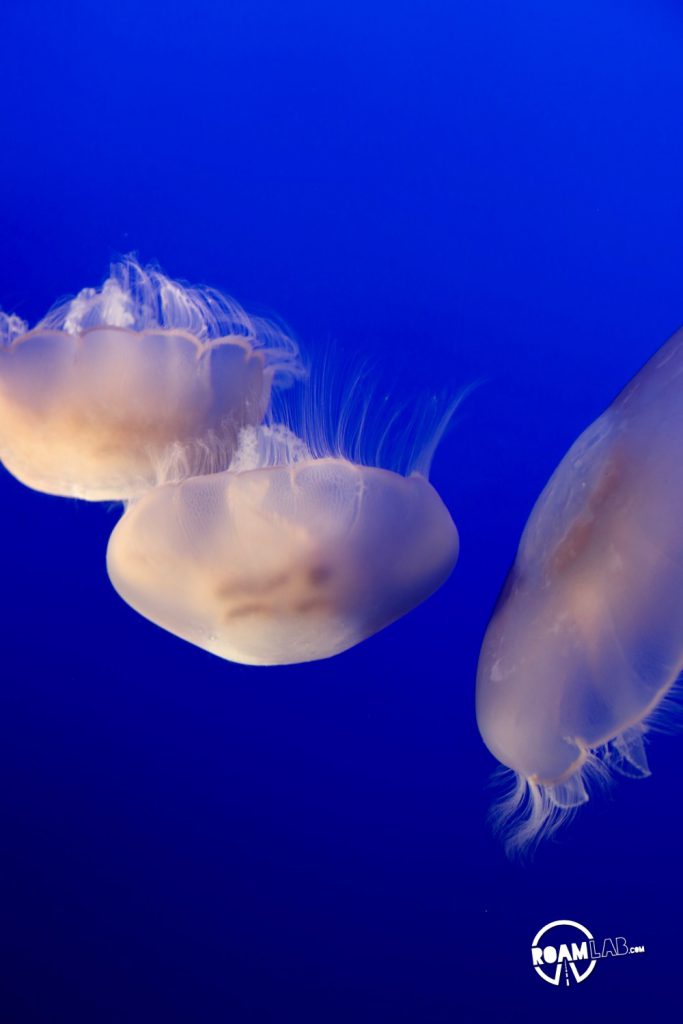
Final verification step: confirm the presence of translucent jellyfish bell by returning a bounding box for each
[477,327,683,853]
[0,259,300,500]
[106,370,461,666]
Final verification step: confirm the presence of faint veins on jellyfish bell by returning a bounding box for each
[0,258,460,666]
[476,327,683,853]
[106,456,459,666]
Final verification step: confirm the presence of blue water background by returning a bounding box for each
[1,1,682,1020]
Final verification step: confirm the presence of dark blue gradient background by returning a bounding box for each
[1,2,681,1020]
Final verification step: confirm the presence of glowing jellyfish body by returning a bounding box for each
[476,327,683,851]
[1,260,459,665]
[0,261,299,500]
[107,427,459,665]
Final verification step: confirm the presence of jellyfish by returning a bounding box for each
[0,259,300,501]
[106,368,461,666]
[476,326,683,852]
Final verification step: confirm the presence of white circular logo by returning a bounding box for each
[531,919,597,986]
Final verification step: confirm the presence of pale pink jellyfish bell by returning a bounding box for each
[106,365,463,666]
[477,326,683,854]
[0,259,301,500]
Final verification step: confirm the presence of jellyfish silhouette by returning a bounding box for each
[106,368,461,666]
[0,259,300,500]
[477,327,683,852]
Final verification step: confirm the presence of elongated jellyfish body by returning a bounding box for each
[107,437,459,666]
[0,261,299,500]
[477,327,683,851]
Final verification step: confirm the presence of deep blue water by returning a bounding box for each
[1,1,682,1020]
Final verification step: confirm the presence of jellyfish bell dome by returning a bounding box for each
[107,355,463,668]
[107,430,459,666]
[0,259,300,501]
[477,326,683,853]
